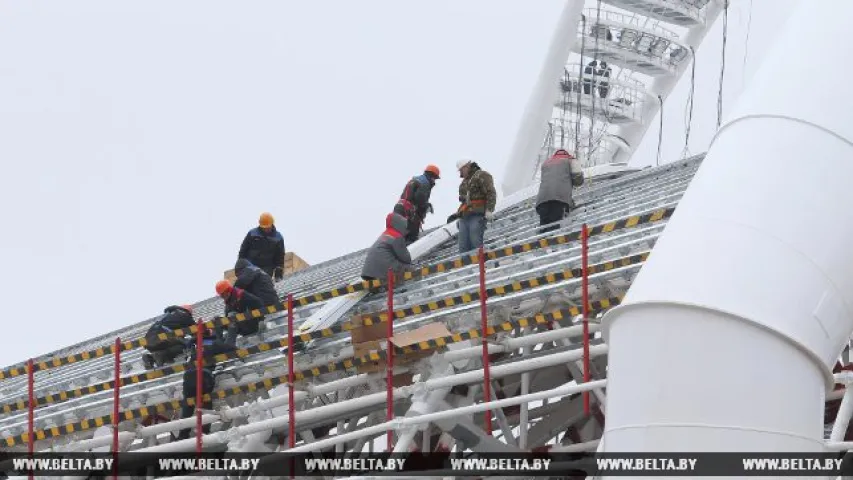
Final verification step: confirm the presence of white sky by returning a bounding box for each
[0,0,795,367]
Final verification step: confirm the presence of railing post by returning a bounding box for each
[195,319,204,456]
[478,246,493,435]
[113,337,121,480]
[582,223,591,415]
[287,294,296,448]
[386,268,395,451]
[27,358,34,480]
[287,293,296,479]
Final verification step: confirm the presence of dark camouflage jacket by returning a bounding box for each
[458,165,497,217]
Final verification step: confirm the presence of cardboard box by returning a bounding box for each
[349,315,451,381]
[223,269,237,283]
[284,252,310,274]
[223,252,309,282]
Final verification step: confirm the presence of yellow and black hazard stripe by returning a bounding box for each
[290,206,673,307]
[0,252,640,414]
[0,207,668,382]
[356,252,647,324]
[0,304,284,381]
[2,296,624,447]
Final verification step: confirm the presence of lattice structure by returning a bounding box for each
[0,155,702,464]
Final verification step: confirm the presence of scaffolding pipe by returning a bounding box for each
[386,268,395,451]
[519,329,532,449]
[18,322,597,462]
[477,246,493,435]
[195,320,203,455]
[27,358,33,480]
[581,223,590,415]
[288,379,607,453]
[831,372,853,443]
[287,293,296,449]
[608,1,724,165]
[112,338,120,480]
[123,344,608,456]
[601,0,853,455]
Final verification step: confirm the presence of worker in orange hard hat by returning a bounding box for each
[393,164,440,244]
[238,212,286,280]
[214,279,265,346]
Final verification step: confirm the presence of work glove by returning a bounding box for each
[273,267,284,281]
[485,210,495,222]
[446,213,460,224]
[426,203,434,215]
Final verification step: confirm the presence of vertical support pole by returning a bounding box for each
[287,294,295,479]
[581,223,591,415]
[386,268,395,451]
[113,337,121,480]
[195,319,204,456]
[27,358,34,480]
[287,293,296,448]
[478,246,493,435]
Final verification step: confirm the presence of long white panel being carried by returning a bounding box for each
[601,0,853,458]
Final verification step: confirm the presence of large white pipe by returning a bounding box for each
[288,379,607,453]
[608,2,723,165]
[601,0,853,455]
[502,0,585,196]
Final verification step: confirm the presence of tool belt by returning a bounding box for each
[458,199,486,214]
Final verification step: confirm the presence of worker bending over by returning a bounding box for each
[447,159,497,254]
[175,331,235,441]
[214,279,265,346]
[233,258,282,310]
[142,305,195,370]
[394,164,440,244]
[535,149,584,233]
[361,213,412,285]
[238,212,286,280]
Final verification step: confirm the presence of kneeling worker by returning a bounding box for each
[214,279,266,346]
[361,213,412,286]
[142,305,195,370]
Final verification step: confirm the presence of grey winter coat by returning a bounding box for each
[361,213,412,280]
[536,150,585,207]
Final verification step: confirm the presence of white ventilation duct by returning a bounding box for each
[601,0,853,455]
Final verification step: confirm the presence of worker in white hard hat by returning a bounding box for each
[447,158,497,253]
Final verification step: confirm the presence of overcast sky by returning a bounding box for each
[0,0,795,367]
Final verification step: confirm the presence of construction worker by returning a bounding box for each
[238,212,286,280]
[394,164,440,244]
[361,213,412,283]
[535,149,585,233]
[141,305,196,370]
[175,331,235,441]
[233,258,282,310]
[214,279,265,346]
[447,159,497,254]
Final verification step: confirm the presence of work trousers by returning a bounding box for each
[536,201,569,234]
[458,214,486,254]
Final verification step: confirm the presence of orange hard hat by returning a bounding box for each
[258,212,274,228]
[215,280,232,297]
[424,164,440,179]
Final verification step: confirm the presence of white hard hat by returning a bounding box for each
[456,159,473,170]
